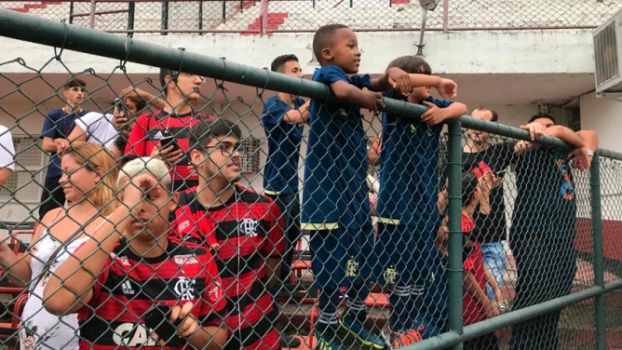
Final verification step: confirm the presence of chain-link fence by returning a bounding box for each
[0,8,621,350]
[2,0,622,34]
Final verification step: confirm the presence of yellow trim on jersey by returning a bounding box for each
[263,190,280,196]
[301,222,339,230]
[377,217,401,225]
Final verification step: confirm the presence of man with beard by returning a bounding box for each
[171,119,285,350]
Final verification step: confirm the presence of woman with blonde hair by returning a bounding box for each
[0,142,117,350]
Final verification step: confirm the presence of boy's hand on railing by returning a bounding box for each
[420,100,448,126]
[361,88,384,112]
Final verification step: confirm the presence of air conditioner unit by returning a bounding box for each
[594,9,622,99]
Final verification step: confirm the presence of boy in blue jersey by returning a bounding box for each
[373,56,466,346]
[262,54,310,349]
[303,25,459,350]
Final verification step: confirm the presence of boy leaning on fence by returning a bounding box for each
[301,23,457,350]
[371,55,464,347]
[41,157,228,350]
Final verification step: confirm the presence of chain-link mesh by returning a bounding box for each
[0,21,621,350]
[2,0,622,34]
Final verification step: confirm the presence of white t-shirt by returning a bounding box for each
[0,125,15,171]
[74,112,118,149]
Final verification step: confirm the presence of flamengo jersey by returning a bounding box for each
[376,92,453,228]
[171,185,285,349]
[78,237,226,350]
[124,110,214,181]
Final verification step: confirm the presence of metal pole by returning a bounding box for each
[69,1,74,24]
[416,8,427,56]
[161,1,169,36]
[127,1,135,37]
[88,0,96,29]
[259,0,268,35]
[198,1,203,31]
[447,120,464,350]
[591,153,606,350]
[442,0,448,32]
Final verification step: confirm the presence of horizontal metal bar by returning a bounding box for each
[105,29,260,33]
[71,9,128,17]
[0,8,616,155]
[596,147,622,161]
[406,279,622,350]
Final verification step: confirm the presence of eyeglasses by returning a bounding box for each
[204,142,245,157]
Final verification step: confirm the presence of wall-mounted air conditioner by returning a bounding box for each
[594,9,622,99]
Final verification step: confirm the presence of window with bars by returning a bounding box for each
[242,137,260,174]
[0,136,45,202]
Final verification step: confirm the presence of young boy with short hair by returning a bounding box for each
[303,24,458,350]
[372,55,466,347]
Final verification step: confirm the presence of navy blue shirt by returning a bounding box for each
[261,95,305,195]
[301,65,373,229]
[40,108,88,179]
[511,147,577,239]
[376,93,453,228]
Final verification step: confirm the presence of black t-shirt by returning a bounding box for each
[511,146,577,240]
[460,142,515,243]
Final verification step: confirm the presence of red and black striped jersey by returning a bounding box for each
[170,185,285,349]
[124,110,214,181]
[78,237,227,350]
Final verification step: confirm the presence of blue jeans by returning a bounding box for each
[481,242,506,300]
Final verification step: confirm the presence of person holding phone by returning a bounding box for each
[439,107,514,301]
[42,157,228,350]
[124,69,214,191]
[65,86,165,151]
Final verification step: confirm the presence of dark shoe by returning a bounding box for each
[280,333,302,348]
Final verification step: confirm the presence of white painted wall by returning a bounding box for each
[0,30,596,76]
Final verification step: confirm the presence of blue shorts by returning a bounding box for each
[372,223,436,286]
[423,250,449,333]
[309,225,374,289]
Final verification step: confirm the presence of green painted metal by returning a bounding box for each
[405,280,622,350]
[446,121,464,350]
[591,153,606,350]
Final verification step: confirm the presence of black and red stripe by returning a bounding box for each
[170,185,285,349]
[78,238,226,350]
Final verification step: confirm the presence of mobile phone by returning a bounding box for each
[494,169,507,177]
[114,98,127,116]
[143,303,184,346]
[160,130,181,152]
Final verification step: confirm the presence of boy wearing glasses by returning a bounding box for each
[124,68,213,191]
[171,119,285,350]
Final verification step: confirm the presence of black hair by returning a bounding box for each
[472,107,499,122]
[386,55,432,75]
[271,54,299,72]
[113,135,128,154]
[125,94,147,113]
[312,24,349,64]
[462,171,479,207]
[64,78,86,90]
[528,112,556,125]
[189,119,243,152]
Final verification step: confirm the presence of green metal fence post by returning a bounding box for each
[591,153,606,349]
[447,120,464,350]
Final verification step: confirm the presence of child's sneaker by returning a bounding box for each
[339,317,386,349]
[380,325,423,349]
[314,324,349,350]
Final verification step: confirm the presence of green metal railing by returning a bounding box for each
[1,8,621,349]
